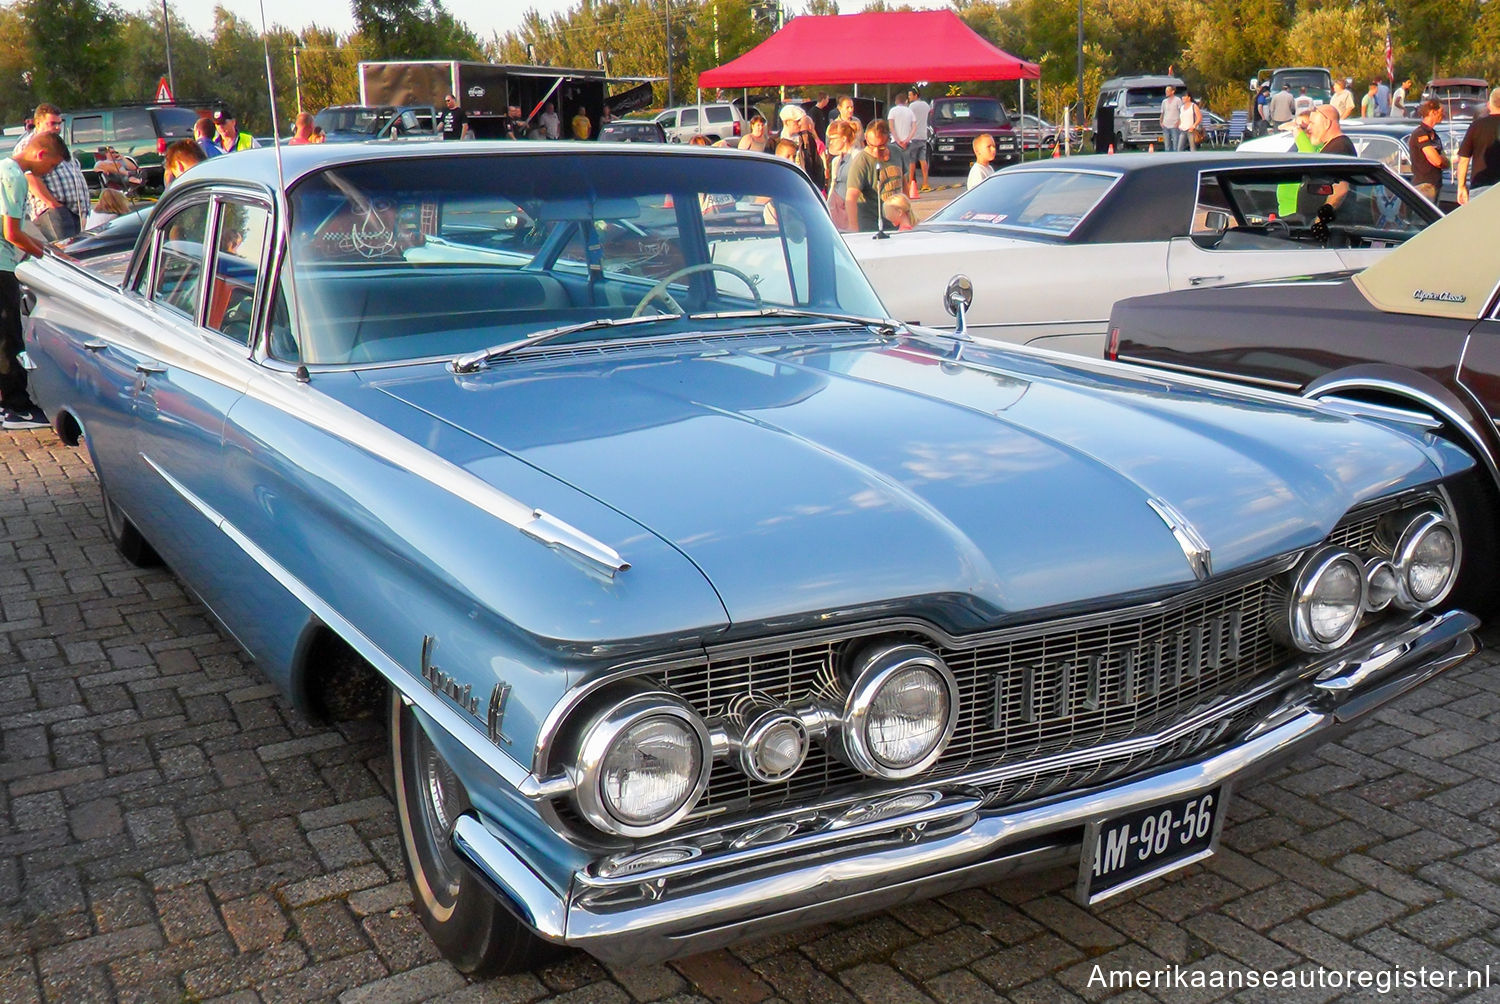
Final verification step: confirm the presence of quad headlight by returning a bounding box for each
[573,693,710,837]
[1281,507,1462,655]
[1287,547,1367,653]
[838,643,959,779]
[1391,511,1460,609]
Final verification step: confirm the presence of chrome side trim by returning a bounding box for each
[138,452,562,800]
[240,373,629,575]
[1111,352,1303,391]
[1315,396,1443,430]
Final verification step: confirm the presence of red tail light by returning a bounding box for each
[734,121,741,136]
[1105,326,1121,360]
[158,137,167,154]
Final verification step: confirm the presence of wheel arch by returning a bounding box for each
[288,620,388,724]
[1303,363,1500,496]
[54,406,84,447]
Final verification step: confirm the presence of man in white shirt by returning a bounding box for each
[1159,86,1182,150]
[887,92,916,191]
[908,87,932,192]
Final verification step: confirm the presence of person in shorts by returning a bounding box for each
[907,87,931,192]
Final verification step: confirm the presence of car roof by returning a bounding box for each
[1427,78,1488,87]
[1100,76,1185,88]
[1004,151,1385,176]
[1355,185,1500,320]
[155,141,805,196]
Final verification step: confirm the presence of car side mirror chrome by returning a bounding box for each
[944,274,974,338]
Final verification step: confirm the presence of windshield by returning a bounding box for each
[1271,71,1332,101]
[313,108,391,136]
[1124,87,1177,108]
[933,98,1009,126]
[274,152,884,365]
[925,169,1115,238]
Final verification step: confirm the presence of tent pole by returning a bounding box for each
[1019,78,1025,158]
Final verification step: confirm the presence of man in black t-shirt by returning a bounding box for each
[439,94,473,141]
[1456,87,1500,204]
[1407,99,1448,200]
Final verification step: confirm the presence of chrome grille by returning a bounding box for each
[654,501,1404,824]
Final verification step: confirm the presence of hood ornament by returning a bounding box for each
[1147,498,1212,581]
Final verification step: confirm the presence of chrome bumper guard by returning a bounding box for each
[451,610,1477,967]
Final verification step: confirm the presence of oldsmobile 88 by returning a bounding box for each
[19,142,1479,973]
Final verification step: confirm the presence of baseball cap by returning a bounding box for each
[778,104,805,122]
[213,107,235,122]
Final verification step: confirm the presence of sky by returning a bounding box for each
[123,0,921,42]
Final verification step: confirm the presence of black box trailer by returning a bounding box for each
[359,61,620,138]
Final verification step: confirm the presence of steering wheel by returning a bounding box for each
[1263,218,1292,238]
[630,263,763,317]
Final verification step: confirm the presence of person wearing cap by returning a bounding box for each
[211,108,259,154]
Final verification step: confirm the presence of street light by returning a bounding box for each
[292,39,303,115]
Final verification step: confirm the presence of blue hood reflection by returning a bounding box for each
[341,334,1458,632]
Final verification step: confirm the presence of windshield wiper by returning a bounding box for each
[452,307,931,375]
[452,313,681,373]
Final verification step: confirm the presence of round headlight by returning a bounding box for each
[1393,512,1460,609]
[1289,547,1367,652]
[574,694,710,837]
[841,643,958,779]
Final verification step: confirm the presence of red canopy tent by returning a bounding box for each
[697,10,1039,89]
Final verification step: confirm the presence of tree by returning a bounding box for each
[111,7,215,106]
[19,0,124,108]
[1392,0,1479,81]
[350,0,481,61]
[0,7,37,125]
[1281,2,1390,87]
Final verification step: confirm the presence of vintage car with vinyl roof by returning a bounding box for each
[19,139,1481,974]
[848,153,1440,357]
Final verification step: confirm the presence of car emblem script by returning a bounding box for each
[420,635,479,715]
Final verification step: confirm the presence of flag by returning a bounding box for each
[1385,29,1394,83]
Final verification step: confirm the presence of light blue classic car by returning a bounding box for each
[21,142,1479,973]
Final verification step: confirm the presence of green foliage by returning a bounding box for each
[351,0,481,61]
[20,0,124,107]
[1,0,1498,136]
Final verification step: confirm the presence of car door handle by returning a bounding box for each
[134,362,167,375]
[18,284,34,315]
[1189,274,1225,286]
[84,340,109,352]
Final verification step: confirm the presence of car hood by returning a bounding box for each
[334,334,1455,633]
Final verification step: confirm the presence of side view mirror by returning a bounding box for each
[1248,78,1260,91]
[944,274,974,337]
[1203,210,1230,233]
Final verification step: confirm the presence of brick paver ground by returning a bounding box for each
[2,428,1498,1003]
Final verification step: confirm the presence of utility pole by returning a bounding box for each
[665,0,674,107]
[1076,0,1084,127]
[292,40,303,115]
[162,0,176,99]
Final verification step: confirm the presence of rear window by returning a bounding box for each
[113,109,153,142]
[153,107,202,138]
[71,116,104,145]
[927,169,1115,237]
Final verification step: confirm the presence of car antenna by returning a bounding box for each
[256,0,308,380]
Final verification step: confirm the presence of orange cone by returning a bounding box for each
[1147,142,1154,152]
[1107,143,1115,154]
[1051,143,1060,158]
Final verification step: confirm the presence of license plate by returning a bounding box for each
[1078,786,1227,904]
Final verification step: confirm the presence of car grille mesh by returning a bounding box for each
[658,501,1403,825]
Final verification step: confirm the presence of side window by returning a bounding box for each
[70,116,104,146]
[113,110,153,143]
[151,203,210,318]
[1190,177,1233,236]
[206,202,272,345]
[707,106,734,124]
[681,108,700,128]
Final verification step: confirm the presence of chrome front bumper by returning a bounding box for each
[451,610,1477,967]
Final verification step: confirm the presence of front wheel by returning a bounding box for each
[391,691,560,974]
[96,458,161,567]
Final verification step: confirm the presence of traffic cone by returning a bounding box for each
[1051,143,1060,158]
[1107,143,1115,154]
[1147,142,1154,152]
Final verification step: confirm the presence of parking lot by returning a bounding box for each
[1,426,1498,1003]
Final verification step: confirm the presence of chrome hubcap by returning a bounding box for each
[415,729,467,895]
